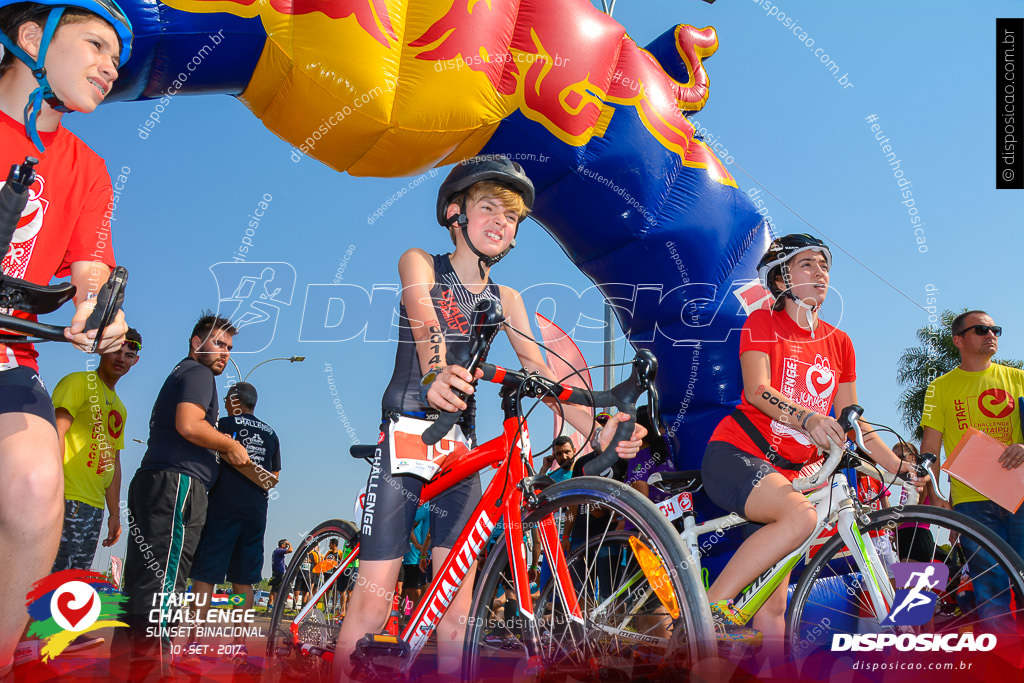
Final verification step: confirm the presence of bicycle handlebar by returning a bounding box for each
[792,405,938,495]
[0,157,37,261]
[792,404,865,492]
[420,300,656,475]
[1,157,128,349]
[477,351,656,475]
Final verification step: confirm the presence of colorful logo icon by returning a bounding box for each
[883,561,949,626]
[26,570,127,661]
[227,593,246,607]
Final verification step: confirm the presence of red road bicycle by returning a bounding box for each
[266,300,714,681]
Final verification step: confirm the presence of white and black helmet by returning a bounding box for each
[757,233,832,299]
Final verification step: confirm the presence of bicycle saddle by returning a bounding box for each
[0,275,76,315]
[648,470,703,494]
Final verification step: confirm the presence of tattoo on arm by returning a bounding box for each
[426,320,442,366]
[757,384,804,423]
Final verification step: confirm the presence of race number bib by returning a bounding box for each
[389,415,470,481]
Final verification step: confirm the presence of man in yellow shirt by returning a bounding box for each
[921,310,1024,631]
[50,329,140,650]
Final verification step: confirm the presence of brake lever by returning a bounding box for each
[849,420,870,456]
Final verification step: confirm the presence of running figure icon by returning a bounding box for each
[884,562,949,626]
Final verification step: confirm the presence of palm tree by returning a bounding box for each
[897,309,1023,440]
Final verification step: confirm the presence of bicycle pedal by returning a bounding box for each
[353,633,411,673]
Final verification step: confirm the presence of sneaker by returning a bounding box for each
[63,634,105,653]
[709,600,763,645]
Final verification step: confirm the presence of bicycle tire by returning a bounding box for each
[787,505,1024,661]
[266,519,359,683]
[463,476,715,681]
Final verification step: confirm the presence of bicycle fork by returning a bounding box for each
[831,482,895,623]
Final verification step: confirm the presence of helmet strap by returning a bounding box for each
[780,267,820,339]
[451,206,516,279]
[2,8,68,151]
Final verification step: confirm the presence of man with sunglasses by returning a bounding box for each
[49,329,140,651]
[921,310,1024,631]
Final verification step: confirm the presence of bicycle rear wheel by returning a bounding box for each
[788,505,1024,661]
[463,476,714,681]
[266,519,358,682]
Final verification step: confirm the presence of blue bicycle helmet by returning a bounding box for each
[0,0,133,150]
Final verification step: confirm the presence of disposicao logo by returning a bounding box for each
[831,561,997,653]
[26,570,128,661]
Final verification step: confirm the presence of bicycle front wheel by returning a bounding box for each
[788,505,1024,660]
[463,476,714,681]
[266,519,358,683]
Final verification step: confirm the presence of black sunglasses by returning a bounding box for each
[956,324,1002,337]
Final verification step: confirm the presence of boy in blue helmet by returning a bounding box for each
[0,0,130,674]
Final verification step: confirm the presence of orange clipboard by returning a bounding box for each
[941,427,1024,513]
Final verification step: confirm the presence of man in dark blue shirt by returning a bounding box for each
[269,539,292,608]
[113,313,249,681]
[185,381,281,669]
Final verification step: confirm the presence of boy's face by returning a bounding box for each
[450,195,519,257]
[98,340,139,379]
[39,18,120,113]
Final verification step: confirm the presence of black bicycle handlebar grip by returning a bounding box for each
[581,350,656,476]
[0,158,38,262]
[84,266,128,352]
[422,300,504,446]
[836,404,864,432]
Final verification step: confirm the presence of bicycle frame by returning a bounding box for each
[674,470,896,625]
[287,411,582,673]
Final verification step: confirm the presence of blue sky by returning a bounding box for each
[34,0,1022,578]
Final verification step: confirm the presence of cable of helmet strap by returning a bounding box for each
[460,225,513,279]
[782,270,819,339]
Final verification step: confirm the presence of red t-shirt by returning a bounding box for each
[0,109,115,371]
[710,308,856,479]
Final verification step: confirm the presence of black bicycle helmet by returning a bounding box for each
[756,233,832,299]
[435,155,535,227]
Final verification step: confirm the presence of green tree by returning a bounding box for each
[897,309,1023,440]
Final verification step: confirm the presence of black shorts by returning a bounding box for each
[190,513,267,586]
[0,366,56,430]
[269,571,284,591]
[338,565,356,592]
[359,417,481,561]
[701,441,776,518]
[402,563,427,589]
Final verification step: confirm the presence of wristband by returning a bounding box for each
[589,426,603,453]
[800,411,815,431]
[419,366,444,404]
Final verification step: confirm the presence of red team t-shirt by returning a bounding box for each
[709,308,856,480]
[0,109,115,371]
